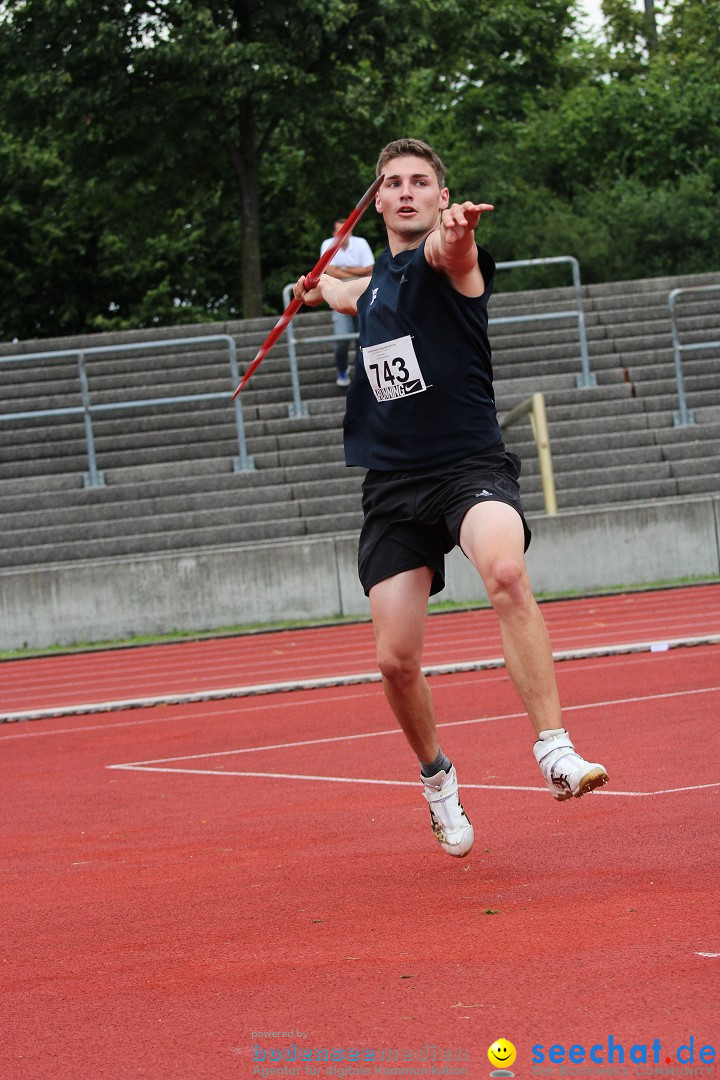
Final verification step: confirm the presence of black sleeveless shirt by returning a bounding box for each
[343,240,501,470]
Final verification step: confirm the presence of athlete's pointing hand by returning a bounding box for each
[440,201,494,245]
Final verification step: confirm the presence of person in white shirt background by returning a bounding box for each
[320,218,375,387]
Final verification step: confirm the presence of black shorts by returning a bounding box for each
[357,445,531,597]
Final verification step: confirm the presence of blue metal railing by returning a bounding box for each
[0,334,254,487]
[668,283,720,427]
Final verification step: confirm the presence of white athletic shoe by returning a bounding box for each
[421,766,474,857]
[336,371,350,388]
[534,730,608,800]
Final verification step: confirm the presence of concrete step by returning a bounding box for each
[0,409,244,453]
[530,411,655,439]
[490,339,613,367]
[584,270,720,301]
[507,427,661,458]
[0,315,291,358]
[305,510,363,535]
[503,382,633,411]
[677,475,720,496]
[630,373,720,398]
[631,389,719,414]
[660,426,720,455]
[0,458,359,513]
[0,517,310,569]
[0,496,305,546]
[539,396,646,423]
[521,444,665,475]
[665,453,720,478]
[619,298,717,325]
[0,440,248,477]
[0,488,367,567]
[0,484,286,530]
[693,404,720,424]
[0,472,85,499]
[552,460,672,489]
[626,358,719,383]
[552,477,680,508]
[1,457,361,508]
[494,372,581,399]
[488,320,609,348]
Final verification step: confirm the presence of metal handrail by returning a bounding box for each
[281,254,593,415]
[282,282,327,418]
[500,392,557,515]
[668,283,720,427]
[0,334,254,487]
[494,256,595,388]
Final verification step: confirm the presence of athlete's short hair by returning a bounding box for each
[376,139,446,189]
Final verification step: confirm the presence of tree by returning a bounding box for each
[127,0,489,318]
[445,0,720,284]
[2,0,719,338]
[0,0,235,337]
[1,0,480,332]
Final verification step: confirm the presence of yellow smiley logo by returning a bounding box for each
[488,1039,517,1069]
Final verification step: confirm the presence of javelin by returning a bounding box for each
[231,173,384,399]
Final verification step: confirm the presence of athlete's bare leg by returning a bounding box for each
[459,500,562,735]
[368,566,439,762]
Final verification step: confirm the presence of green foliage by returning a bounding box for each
[0,0,719,338]
[456,0,720,284]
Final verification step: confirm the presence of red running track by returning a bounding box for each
[0,589,719,1078]
[2,583,719,721]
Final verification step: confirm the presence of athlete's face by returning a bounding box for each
[375,156,449,246]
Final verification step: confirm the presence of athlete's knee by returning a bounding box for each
[484,555,531,610]
[376,643,423,686]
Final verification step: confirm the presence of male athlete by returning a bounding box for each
[294,138,608,858]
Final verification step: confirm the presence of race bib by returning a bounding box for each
[361,335,427,403]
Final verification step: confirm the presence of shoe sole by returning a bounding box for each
[552,766,609,801]
[438,825,474,858]
[446,834,474,858]
[429,809,474,857]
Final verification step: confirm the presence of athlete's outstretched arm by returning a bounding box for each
[425,201,494,297]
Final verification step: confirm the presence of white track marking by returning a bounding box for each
[3,634,718,722]
[104,764,720,799]
[2,673,718,745]
[103,684,720,799]
[104,684,719,768]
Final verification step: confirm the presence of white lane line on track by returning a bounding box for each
[102,683,720,768]
[3,634,719,722]
[103,764,720,798]
[2,676,719,745]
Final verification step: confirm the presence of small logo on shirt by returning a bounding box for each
[476,489,493,497]
[369,288,379,307]
[400,272,409,285]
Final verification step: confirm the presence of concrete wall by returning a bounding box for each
[1,496,718,651]
[446,495,720,601]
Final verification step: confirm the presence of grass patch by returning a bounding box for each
[1,574,716,662]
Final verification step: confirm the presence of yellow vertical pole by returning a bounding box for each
[530,393,558,515]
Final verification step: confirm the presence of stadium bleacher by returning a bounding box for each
[1,269,718,648]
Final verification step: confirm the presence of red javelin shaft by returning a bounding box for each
[231,173,384,399]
